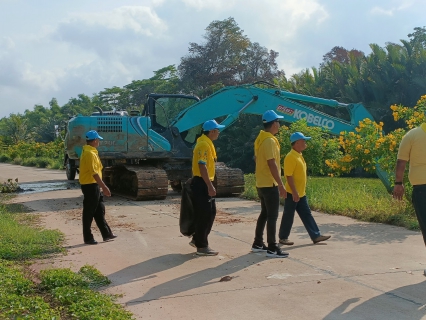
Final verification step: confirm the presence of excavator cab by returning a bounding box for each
[143,94,201,147]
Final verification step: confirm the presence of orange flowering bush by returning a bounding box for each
[326,95,426,186]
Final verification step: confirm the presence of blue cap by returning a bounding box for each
[202,120,225,131]
[86,130,103,140]
[262,110,284,123]
[290,132,311,143]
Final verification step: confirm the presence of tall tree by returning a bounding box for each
[0,114,33,144]
[178,17,250,94]
[322,46,364,65]
[408,26,426,48]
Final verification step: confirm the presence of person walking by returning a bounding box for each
[278,132,330,245]
[79,130,116,245]
[251,110,289,258]
[190,120,224,256]
[393,117,426,273]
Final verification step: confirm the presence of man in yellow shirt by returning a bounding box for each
[393,120,426,264]
[190,120,224,256]
[252,110,289,258]
[79,130,116,245]
[278,132,330,245]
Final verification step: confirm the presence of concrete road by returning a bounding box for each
[1,163,426,320]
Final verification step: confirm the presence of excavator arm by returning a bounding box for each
[172,84,373,136]
[170,83,391,192]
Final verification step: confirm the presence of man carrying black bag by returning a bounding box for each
[185,119,224,256]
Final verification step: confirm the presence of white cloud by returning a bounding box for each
[370,0,417,16]
[370,6,395,16]
[182,0,237,10]
[69,6,167,36]
[50,6,170,64]
[0,0,424,118]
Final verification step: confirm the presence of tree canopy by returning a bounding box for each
[1,20,426,173]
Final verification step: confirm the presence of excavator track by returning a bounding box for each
[214,162,245,197]
[103,165,168,200]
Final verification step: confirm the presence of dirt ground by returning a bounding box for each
[2,163,426,320]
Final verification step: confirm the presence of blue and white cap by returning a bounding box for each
[290,132,311,143]
[262,110,284,123]
[202,120,225,131]
[85,130,103,140]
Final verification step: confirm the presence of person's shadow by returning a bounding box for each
[105,253,195,288]
[124,253,263,305]
[323,281,426,319]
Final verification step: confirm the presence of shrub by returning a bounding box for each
[39,268,88,290]
[22,157,38,167]
[326,94,426,199]
[78,264,111,289]
[0,154,10,162]
[12,157,22,165]
[35,157,53,168]
[47,160,63,170]
[0,179,19,193]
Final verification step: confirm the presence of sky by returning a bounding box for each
[0,0,425,118]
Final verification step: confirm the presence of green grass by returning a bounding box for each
[0,154,63,170]
[0,194,134,319]
[242,174,418,230]
[0,199,65,260]
[0,260,61,319]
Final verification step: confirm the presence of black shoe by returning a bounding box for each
[196,247,219,256]
[84,239,98,245]
[103,234,118,242]
[266,247,289,258]
[251,243,268,253]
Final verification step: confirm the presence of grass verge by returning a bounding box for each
[0,194,134,319]
[0,197,64,260]
[242,174,418,230]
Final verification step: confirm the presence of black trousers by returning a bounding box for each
[191,176,216,248]
[81,183,113,242]
[413,184,426,246]
[254,186,279,249]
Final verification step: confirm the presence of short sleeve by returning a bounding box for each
[195,142,210,165]
[261,138,276,160]
[397,132,412,161]
[86,152,98,176]
[284,155,297,177]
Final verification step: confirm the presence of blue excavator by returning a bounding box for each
[64,82,389,200]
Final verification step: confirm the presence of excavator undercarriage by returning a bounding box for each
[102,162,245,201]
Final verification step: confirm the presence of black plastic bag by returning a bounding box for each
[179,178,195,236]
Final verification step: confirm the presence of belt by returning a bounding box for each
[413,184,426,188]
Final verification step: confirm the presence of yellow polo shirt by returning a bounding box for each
[255,130,281,187]
[79,145,103,185]
[192,134,216,181]
[397,123,426,185]
[284,149,307,197]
